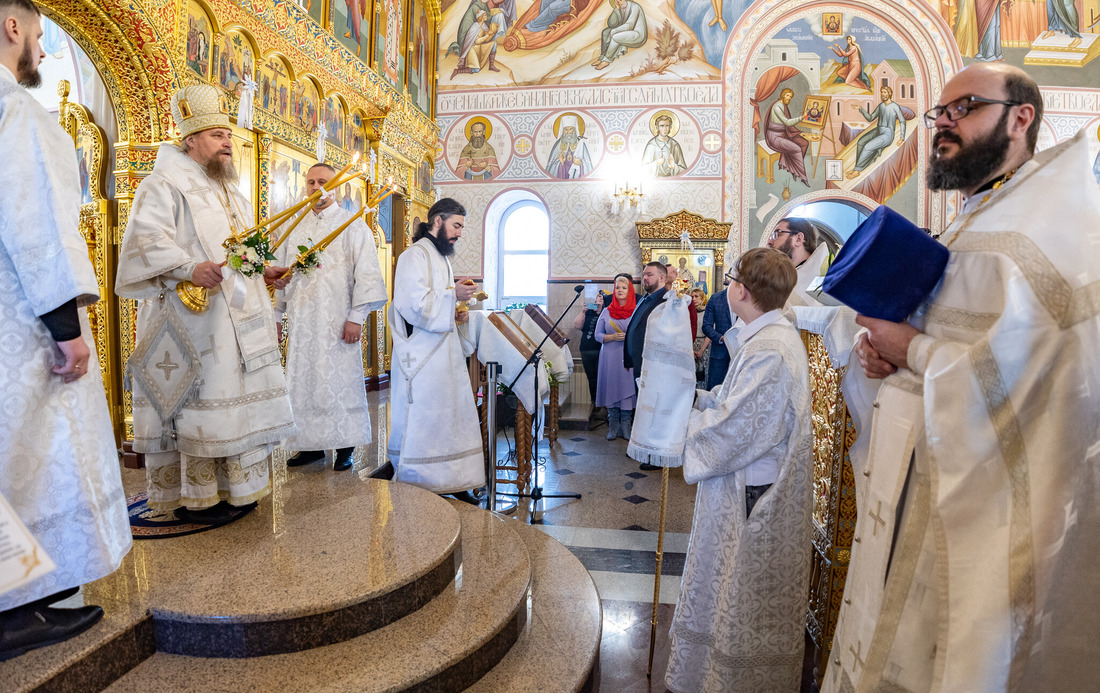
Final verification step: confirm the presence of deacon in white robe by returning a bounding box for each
[275,163,387,470]
[387,198,486,497]
[667,248,813,693]
[115,84,294,521]
[0,10,130,645]
[827,65,1100,693]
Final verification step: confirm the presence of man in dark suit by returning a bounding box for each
[701,271,734,389]
[623,261,667,470]
[623,261,668,382]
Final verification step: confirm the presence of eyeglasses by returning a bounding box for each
[923,96,1021,129]
[768,229,799,241]
[724,269,740,284]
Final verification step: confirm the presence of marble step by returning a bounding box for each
[2,476,462,690]
[0,595,153,693]
[135,479,462,657]
[466,520,602,693]
[103,500,533,692]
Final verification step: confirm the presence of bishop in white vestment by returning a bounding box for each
[387,198,486,496]
[827,65,1100,693]
[0,4,129,655]
[275,163,387,470]
[115,85,294,519]
[667,249,813,693]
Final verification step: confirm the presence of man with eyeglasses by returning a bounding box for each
[766,216,835,306]
[825,63,1100,693]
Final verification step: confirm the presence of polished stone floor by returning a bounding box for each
[10,386,820,691]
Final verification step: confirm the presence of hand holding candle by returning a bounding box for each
[280,205,366,280]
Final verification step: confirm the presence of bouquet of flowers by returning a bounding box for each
[293,240,323,276]
[225,231,275,277]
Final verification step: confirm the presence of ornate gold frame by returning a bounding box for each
[635,209,733,293]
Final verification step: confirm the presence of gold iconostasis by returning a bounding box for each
[39,0,440,445]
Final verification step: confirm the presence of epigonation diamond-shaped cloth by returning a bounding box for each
[125,301,202,447]
[627,292,695,468]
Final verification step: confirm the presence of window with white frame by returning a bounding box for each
[498,200,549,308]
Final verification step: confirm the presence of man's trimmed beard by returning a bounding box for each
[773,236,795,260]
[429,229,457,256]
[16,36,41,88]
[926,109,1011,192]
[204,155,239,185]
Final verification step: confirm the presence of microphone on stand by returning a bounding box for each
[574,285,585,293]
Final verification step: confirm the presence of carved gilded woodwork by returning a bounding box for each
[57,80,123,438]
[800,330,858,683]
[636,209,732,295]
[38,0,442,440]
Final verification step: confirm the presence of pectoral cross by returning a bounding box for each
[156,351,179,381]
[869,500,887,537]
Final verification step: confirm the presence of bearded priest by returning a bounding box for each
[115,84,295,525]
[387,197,485,503]
[0,0,130,659]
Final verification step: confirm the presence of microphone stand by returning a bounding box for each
[497,287,586,510]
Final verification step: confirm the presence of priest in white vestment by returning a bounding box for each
[827,64,1100,693]
[767,215,836,307]
[116,84,295,525]
[666,248,813,693]
[0,0,130,658]
[387,197,485,502]
[275,163,387,471]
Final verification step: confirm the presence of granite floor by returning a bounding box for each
[18,388,819,691]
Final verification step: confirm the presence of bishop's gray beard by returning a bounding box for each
[16,38,41,88]
[926,110,1011,191]
[561,133,580,147]
[204,156,239,185]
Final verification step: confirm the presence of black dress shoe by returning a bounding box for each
[0,604,104,661]
[287,449,326,467]
[333,447,354,471]
[175,504,235,525]
[639,462,661,471]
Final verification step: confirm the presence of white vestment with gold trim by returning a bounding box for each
[826,131,1100,693]
[116,144,295,511]
[387,237,485,493]
[275,205,387,451]
[0,72,130,610]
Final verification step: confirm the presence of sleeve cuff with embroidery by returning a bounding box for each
[907,332,937,376]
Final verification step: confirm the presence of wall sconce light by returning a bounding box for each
[610,181,646,215]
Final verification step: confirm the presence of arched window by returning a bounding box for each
[498,200,549,308]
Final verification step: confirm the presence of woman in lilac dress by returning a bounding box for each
[595,274,636,440]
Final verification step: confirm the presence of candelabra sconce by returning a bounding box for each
[610,182,646,216]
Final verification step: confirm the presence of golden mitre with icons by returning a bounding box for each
[170,83,231,139]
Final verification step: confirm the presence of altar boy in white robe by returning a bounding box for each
[116,84,295,524]
[0,0,130,659]
[666,247,813,693]
[275,163,387,471]
[388,197,485,503]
